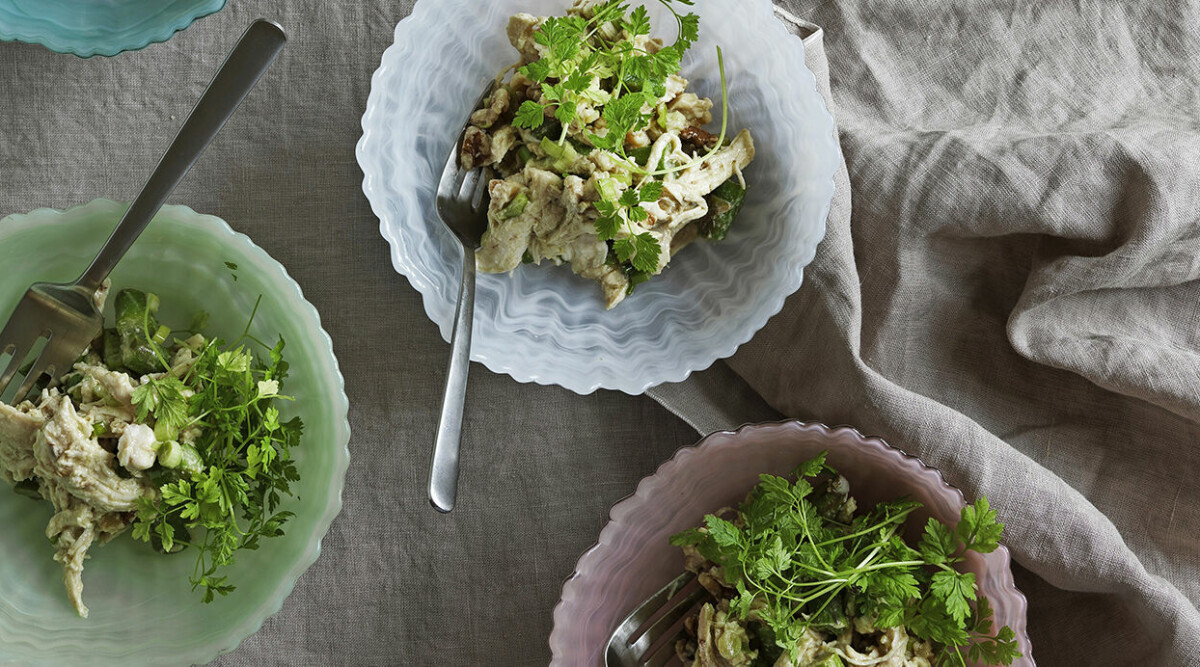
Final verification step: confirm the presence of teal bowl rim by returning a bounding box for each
[0,0,228,58]
[0,198,352,664]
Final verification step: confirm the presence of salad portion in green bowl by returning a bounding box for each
[0,200,349,666]
[1,286,303,619]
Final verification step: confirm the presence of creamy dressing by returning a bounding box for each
[462,1,756,308]
[0,350,191,617]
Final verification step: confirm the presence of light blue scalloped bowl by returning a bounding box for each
[358,0,840,395]
[0,0,226,57]
[0,200,351,665]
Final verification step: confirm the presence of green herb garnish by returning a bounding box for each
[595,178,663,274]
[510,0,725,275]
[670,452,1021,666]
[115,290,301,604]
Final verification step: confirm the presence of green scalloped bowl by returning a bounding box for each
[0,0,228,58]
[0,200,350,666]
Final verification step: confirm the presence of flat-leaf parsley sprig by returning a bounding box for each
[128,294,303,604]
[670,452,1021,666]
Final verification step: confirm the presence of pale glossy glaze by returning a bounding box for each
[0,200,350,665]
[357,0,841,394]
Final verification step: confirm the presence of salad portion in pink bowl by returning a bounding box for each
[551,421,1032,666]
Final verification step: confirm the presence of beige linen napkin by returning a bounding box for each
[649,4,1200,665]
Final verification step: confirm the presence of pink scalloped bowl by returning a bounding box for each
[551,421,1033,666]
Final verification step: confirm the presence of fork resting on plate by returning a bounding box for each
[607,572,711,667]
[0,20,286,406]
[426,81,496,513]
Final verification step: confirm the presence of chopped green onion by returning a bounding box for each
[157,440,182,468]
[156,440,203,473]
[154,419,179,443]
[498,192,529,220]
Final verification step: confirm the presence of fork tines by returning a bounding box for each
[0,337,54,406]
[0,285,101,406]
[0,301,49,404]
[606,572,708,667]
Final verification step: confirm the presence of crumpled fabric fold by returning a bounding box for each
[650,3,1200,664]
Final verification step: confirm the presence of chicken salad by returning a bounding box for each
[461,0,755,308]
[670,453,1021,667]
[0,286,302,617]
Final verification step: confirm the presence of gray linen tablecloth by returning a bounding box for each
[2,1,1198,665]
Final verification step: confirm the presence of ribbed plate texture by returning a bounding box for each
[551,422,1033,666]
[357,0,841,395]
[0,200,350,665]
[0,0,226,57]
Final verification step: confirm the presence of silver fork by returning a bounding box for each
[607,572,710,667]
[427,81,497,513]
[0,19,286,405]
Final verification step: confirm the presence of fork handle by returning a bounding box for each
[429,244,477,513]
[78,20,287,292]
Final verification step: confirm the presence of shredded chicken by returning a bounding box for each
[0,285,211,618]
[463,2,755,308]
[2,387,158,617]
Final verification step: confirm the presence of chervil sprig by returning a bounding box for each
[513,0,702,154]
[595,178,663,276]
[670,452,1021,666]
[127,292,303,605]
[508,1,711,281]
